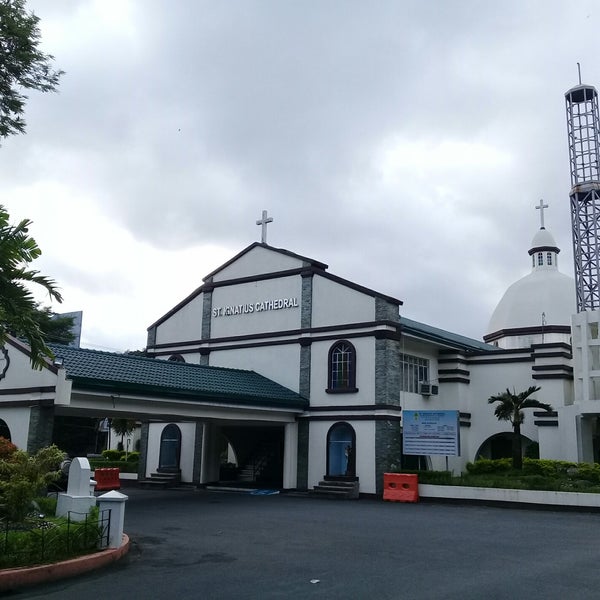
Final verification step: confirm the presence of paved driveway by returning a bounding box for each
[18,487,600,599]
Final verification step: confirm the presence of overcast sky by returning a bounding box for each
[2,1,597,352]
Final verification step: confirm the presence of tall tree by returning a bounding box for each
[0,0,64,141]
[0,205,63,368]
[31,304,75,345]
[488,386,552,469]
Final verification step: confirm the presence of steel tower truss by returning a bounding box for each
[565,84,600,311]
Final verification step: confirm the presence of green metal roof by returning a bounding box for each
[400,317,497,352]
[48,344,308,410]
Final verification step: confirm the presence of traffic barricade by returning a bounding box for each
[383,473,418,502]
[94,467,121,491]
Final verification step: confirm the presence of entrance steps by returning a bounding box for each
[138,471,181,489]
[310,477,359,499]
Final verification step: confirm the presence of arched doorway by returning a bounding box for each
[327,422,356,477]
[0,419,10,441]
[476,432,534,460]
[158,424,181,472]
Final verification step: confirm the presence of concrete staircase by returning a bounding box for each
[310,477,360,499]
[139,470,181,489]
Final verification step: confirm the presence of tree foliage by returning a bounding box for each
[0,0,64,141]
[110,419,137,449]
[0,205,63,368]
[488,386,552,469]
[31,304,75,345]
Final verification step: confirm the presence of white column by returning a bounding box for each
[200,423,220,483]
[283,422,298,489]
[97,490,128,548]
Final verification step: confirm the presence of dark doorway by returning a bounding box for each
[159,424,182,472]
[0,419,10,441]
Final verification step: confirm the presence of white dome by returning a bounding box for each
[488,269,575,332]
[486,225,575,345]
[530,227,558,250]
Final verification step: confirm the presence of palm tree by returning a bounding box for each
[0,205,63,369]
[488,386,552,469]
[110,419,137,454]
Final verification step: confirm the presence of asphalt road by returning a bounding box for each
[13,487,600,599]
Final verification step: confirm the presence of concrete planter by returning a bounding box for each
[419,483,600,509]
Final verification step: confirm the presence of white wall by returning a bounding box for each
[307,420,376,494]
[211,276,302,338]
[312,276,375,327]
[146,422,196,482]
[210,345,301,392]
[309,337,375,406]
[211,246,303,282]
[155,294,204,345]
[0,406,32,449]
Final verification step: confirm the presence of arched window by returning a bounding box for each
[547,252,553,265]
[327,422,356,477]
[537,252,543,266]
[327,340,358,393]
[168,354,185,362]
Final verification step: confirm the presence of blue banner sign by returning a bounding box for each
[402,410,460,456]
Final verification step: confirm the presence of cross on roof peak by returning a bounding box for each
[256,210,273,244]
[535,199,549,229]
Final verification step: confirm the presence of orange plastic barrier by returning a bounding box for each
[383,473,418,503]
[94,467,121,491]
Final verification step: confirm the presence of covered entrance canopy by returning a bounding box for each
[0,338,307,488]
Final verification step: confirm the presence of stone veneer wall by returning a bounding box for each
[375,337,401,406]
[374,419,402,496]
[27,405,54,454]
[375,297,400,322]
[201,289,212,339]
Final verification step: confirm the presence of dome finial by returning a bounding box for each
[535,199,548,229]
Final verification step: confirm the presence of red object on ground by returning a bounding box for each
[94,467,121,491]
[383,473,419,503]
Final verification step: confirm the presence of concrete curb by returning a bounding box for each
[417,484,600,511]
[0,533,130,592]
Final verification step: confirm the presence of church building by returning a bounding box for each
[0,205,583,496]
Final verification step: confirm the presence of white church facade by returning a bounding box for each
[0,208,592,496]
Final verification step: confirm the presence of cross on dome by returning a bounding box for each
[535,199,549,229]
[256,210,273,244]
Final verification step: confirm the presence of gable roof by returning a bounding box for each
[48,344,307,410]
[400,317,497,352]
[147,242,402,331]
[202,242,328,281]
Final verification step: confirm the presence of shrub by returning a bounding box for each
[124,451,140,462]
[0,437,17,461]
[522,458,576,477]
[101,450,123,461]
[466,458,512,474]
[0,445,64,522]
[33,495,57,516]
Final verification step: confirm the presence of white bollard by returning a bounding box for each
[97,490,128,548]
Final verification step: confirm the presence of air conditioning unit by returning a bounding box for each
[419,382,439,396]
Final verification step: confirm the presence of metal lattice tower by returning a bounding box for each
[565,80,600,311]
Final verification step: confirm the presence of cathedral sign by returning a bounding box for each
[212,297,299,317]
